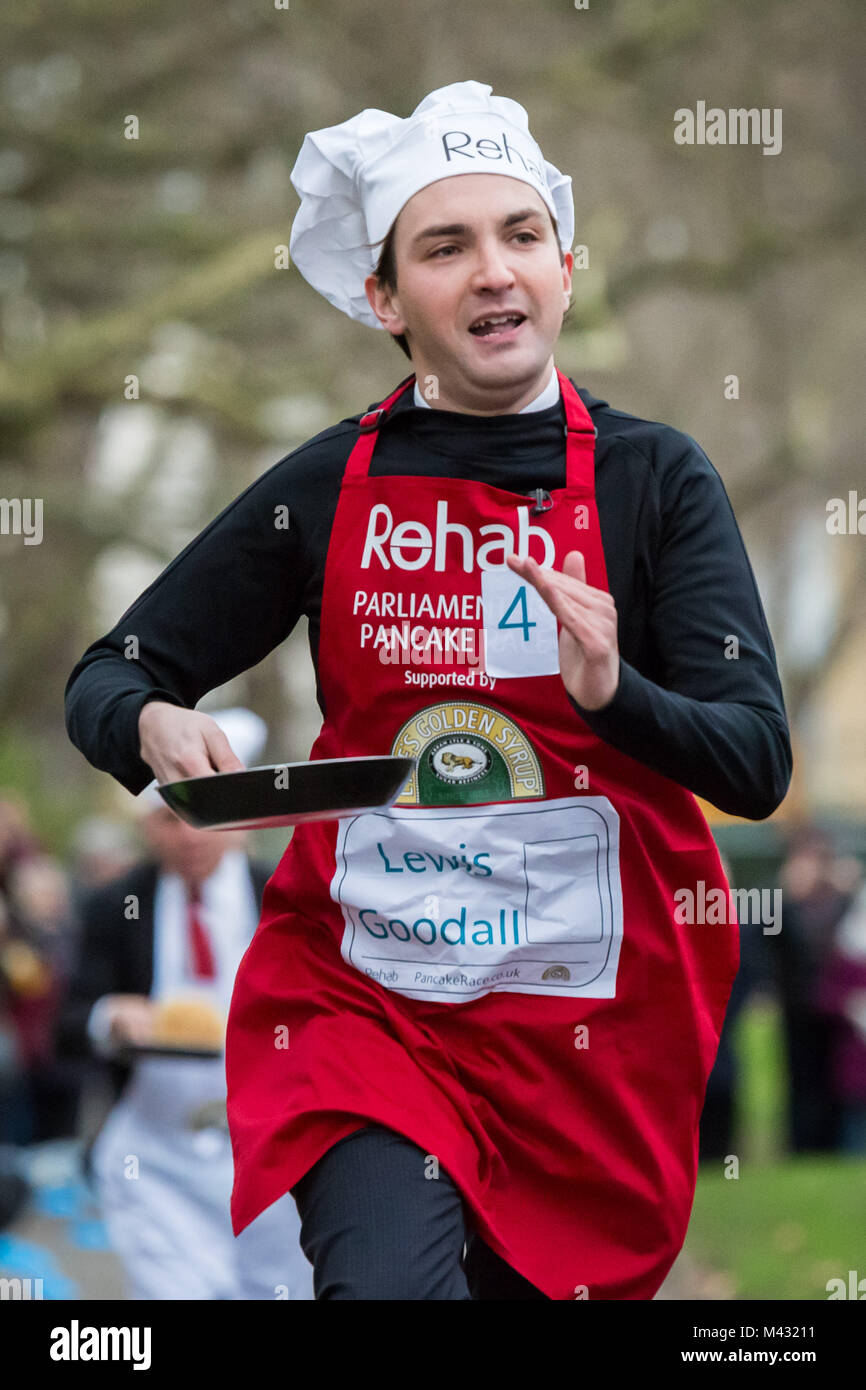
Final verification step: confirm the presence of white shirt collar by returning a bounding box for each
[413,365,560,413]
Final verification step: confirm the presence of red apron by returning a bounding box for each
[226,369,738,1300]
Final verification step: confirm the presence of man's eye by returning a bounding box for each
[430,234,537,258]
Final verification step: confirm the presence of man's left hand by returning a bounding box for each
[505,550,620,711]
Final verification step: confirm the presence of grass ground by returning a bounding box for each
[683,996,865,1299]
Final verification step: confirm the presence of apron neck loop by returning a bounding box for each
[346,375,416,480]
[556,369,597,494]
[345,369,597,495]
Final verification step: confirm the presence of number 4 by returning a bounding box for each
[497,585,537,643]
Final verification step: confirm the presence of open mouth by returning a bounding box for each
[468,313,527,339]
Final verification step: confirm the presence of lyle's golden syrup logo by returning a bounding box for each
[391,701,544,806]
[432,739,490,784]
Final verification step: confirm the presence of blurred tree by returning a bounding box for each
[0,0,863,831]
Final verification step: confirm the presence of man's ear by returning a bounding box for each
[364,274,408,335]
[561,249,574,308]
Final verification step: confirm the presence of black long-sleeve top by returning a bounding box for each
[64,376,793,820]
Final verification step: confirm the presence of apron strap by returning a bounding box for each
[557,369,597,494]
[344,374,416,481]
[344,369,597,494]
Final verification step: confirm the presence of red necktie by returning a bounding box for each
[186,883,216,979]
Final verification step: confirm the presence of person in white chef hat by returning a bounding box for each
[63,707,314,1300]
[288,79,574,412]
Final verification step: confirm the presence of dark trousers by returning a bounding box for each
[291,1124,548,1300]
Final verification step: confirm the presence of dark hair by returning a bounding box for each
[373,224,412,360]
[372,206,568,361]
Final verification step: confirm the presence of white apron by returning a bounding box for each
[91,1051,313,1300]
[90,851,314,1301]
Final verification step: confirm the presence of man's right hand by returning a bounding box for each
[138,702,246,785]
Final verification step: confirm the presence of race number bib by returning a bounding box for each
[331,797,623,1003]
[481,568,561,679]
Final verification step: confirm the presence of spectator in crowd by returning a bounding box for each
[2,855,81,1143]
[817,873,866,1153]
[0,791,41,896]
[769,826,857,1153]
[0,889,29,1145]
[56,708,313,1300]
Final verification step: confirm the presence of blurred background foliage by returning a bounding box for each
[0,0,864,840]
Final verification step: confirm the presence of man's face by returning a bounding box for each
[365,174,573,412]
[141,806,245,884]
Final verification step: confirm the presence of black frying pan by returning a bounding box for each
[116,1043,223,1060]
[156,754,416,830]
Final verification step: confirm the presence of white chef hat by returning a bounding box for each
[289,80,574,329]
[134,706,268,814]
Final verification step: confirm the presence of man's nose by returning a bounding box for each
[468,239,516,290]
